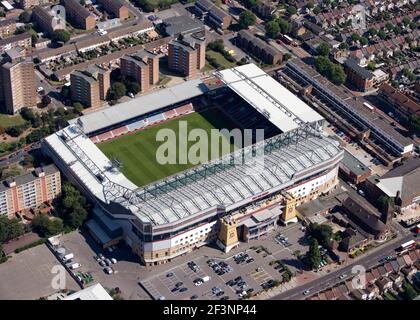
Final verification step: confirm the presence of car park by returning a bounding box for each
[175,282,183,287]
[216,291,225,297]
[220,296,229,300]
[99,260,106,267]
[105,258,112,266]
[171,287,179,293]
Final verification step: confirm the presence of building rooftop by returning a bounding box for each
[63,283,113,300]
[162,15,204,37]
[215,64,324,133]
[70,78,208,134]
[344,58,374,80]
[341,149,371,177]
[0,164,59,192]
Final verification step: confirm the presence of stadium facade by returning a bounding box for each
[43,64,344,266]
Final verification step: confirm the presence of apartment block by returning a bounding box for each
[344,58,374,92]
[0,165,61,219]
[96,0,129,20]
[19,0,39,9]
[168,33,206,79]
[63,0,96,30]
[195,0,232,30]
[236,30,282,65]
[0,32,32,54]
[120,50,159,93]
[70,65,110,109]
[0,19,16,38]
[32,5,66,35]
[0,56,37,114]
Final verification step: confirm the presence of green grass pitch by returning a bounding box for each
[98,110,237,187]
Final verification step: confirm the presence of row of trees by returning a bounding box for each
[265,18,292,39]
[315,56,346,86]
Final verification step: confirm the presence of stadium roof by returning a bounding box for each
[70,79,208,134]
[63,284,113,300]
[45,124,343,227]
[215,64,324,133]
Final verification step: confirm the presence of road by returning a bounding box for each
[271,233,415,300]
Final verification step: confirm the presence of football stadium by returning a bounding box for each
[43,64,344,266]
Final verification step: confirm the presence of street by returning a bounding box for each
[271,233,415,300]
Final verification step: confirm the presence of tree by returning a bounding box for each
[278,18,291,35]
[351,33,360,42]
[327,63,346,86]
[19,11,31,23]
[317,42,331,56]
[409,22,417,30]
[108,82,127,100]
[56,182,89,230]
[73,102,84,114]
[367,62,376,71]
[41,95,52,107]
[238,11,256,29]
[360,37,368,46]
[80,0,86,5]
[310,223,333,248]
[52,30,71,43]
[242,0,259,9]
[307,238,321,269]
[403,281,418,300]
[0,216,24,243]
[393,26,401,35]
[127,82,140,95]
[315,56,331,76]
[313,6,321,15]
[385,23,393,32]
[286,5,297,15]
[265,20,280,39]
[282,53,291,61]
[21,154,34,166]
[368,28,377,37]
[339,42,348,50]
[32,215,63,237]
[408,114,420,136]
[378,30,387,40]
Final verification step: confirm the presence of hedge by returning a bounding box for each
[14,239,46,253]
[0,255,8,264]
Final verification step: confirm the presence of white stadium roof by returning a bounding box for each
[215,64,324,132]
[70,79,208,134]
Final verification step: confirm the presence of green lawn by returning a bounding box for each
[98,110,237,187]
[206,50,236,69]
[0,114,26,129]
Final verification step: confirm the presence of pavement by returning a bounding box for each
[0,244,79,300]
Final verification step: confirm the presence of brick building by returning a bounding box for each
[120,50,159,93]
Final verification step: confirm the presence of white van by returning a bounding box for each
[69,263,81,270]
[201,276,211,283]
[62,253,74,261]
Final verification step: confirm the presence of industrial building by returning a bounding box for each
[43,64,343,266]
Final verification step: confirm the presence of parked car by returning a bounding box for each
[111,258,117,264]
[104,267,113,274]
[175,282,183,287]
[179,287,188,293]
[191,294,198,300]
[99,260,106,267]
[166,272,174,277]
[105,258,112,266]
[303,290,310,295]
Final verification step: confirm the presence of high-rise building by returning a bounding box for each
[120,50,159,93]
[32,5,66,35]
[0,165,61,219]
[96,0,129,20]
[63,0,96,30]
[168,33,206,79]
[70,65,110,109]
[0,55,37,114]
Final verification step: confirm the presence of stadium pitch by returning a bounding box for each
[98,110,238,187]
